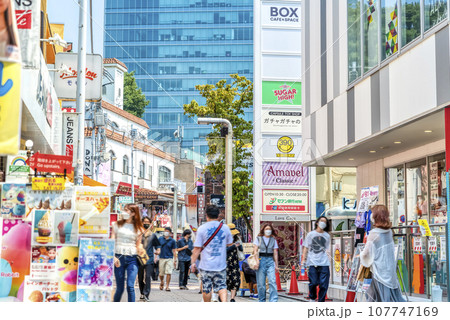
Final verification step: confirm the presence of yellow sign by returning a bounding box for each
[418,219,432,237]
[0,61,21,155]
[32,177,66,191]
[277,136,294,153]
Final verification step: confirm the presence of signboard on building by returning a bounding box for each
[6,150,29,182]
[62,112,79,158]
[261,135,302,160]
[197,193,206,222]
[262,162,308,186]
[262,81,302,106]
[84,138,93,177]
[14,0,40,68]
[261,109,302,133]
[115,182,140,196]
[261,2,301,28]
[54,53,103,100]
[26,152,73,174]
[32,177,66,191]
[262,189,309,214]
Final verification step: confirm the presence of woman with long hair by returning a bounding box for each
[252,223,279,302]
[111,203,145,302]
[138,216,161,302]
[301,216,331,302]
[360,205,405,302]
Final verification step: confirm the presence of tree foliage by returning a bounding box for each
[184,74,254,231]
[123,71,149,118]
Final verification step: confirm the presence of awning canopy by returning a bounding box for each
[66,173,106,187]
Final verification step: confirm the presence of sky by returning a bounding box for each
[47,0,105,55]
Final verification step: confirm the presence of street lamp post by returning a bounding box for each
[197,117,233,224]
[160,182,178,238]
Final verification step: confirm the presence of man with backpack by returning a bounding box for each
[191,205,233,302]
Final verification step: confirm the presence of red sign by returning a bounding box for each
[116,182,140,196]
[15,10,32,29]
[26,152,73,174]
[185,195,197,208]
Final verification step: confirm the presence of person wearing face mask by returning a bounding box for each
[301,216,331,302]
[252,224,279,302]
[158,227,178,291]
[176,229,194,290]
[111,203,145,302]
[138,216,161,302]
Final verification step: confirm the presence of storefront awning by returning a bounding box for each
[66,173,106,187]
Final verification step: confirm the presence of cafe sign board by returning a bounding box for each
[261,2,302,28]
[262,189,309,214]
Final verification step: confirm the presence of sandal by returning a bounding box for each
[165,288,171,292]
[160,283,164,290]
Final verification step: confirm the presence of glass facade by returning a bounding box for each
[104,0,254,154]
[348,0,448,83]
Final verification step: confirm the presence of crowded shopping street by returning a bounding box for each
[2,0,450,313]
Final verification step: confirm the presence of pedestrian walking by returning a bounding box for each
[190,205,233,302]
[242,259,258,299]
[360,205,405,302]
[112,204,145,302]
[177,229,194,290]
[158,227,177,291]
[252,224,279,302]
[301,216,331,302]
[138,216,161,302]
[226,224,243,302]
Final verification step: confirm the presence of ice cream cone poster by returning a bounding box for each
[76,238,114,302]
[56,246,78,302]
[25,186,74,219]
[0,219,31,301]
[30,246,58,280]
[32,210,54,245]
[1,183,26,218]
[75,187,110,237]
[23,276,62,302]
[53,211,79,246]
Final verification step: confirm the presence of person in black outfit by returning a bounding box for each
[138,217,161,302]
[226,225,243,302]
[177,229,194,290]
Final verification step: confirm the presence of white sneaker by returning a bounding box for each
[212,293,219,302]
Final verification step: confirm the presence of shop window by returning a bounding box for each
[363,0,379,73]
[406,158,428,224]
[381,0,398,61]
[386,166,406,226]
[348,0,361,83]
[424,0,448,32]
[401,0,421,47]
[429,153,447,223]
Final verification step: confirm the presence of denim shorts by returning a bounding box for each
[199,269,227,294]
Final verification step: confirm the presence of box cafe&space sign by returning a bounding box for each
[262,162,308,186]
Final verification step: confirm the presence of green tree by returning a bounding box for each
[184,74,254,232]
[123,71,149,118]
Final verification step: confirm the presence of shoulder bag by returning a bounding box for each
[201,222,223,251]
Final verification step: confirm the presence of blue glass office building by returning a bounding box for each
[104,0,253,155]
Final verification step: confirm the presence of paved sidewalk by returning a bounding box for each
[116,271,294,302]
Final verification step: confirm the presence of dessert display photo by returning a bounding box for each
[53,211,79,246]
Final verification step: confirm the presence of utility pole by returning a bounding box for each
[74,0,87,186]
